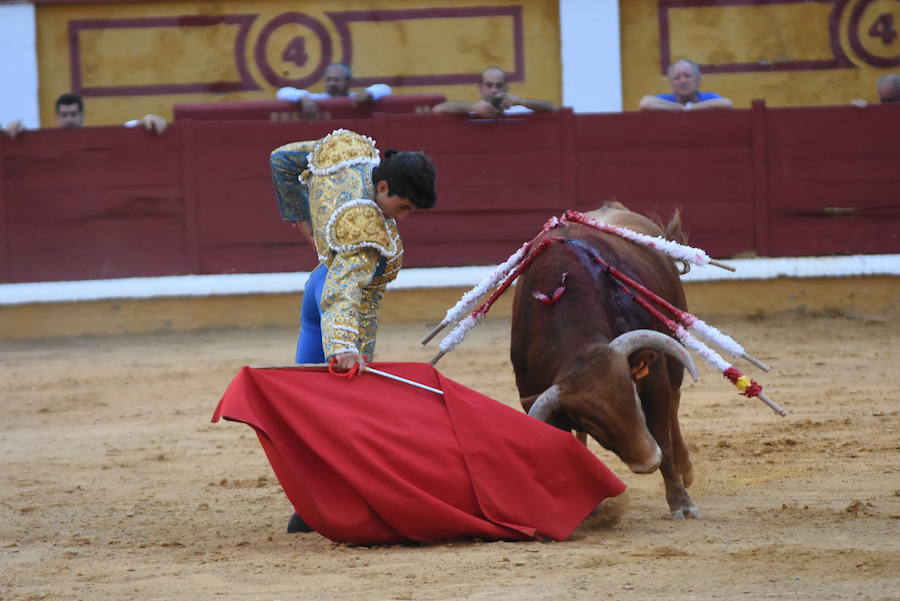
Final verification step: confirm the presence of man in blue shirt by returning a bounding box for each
[639,59,734,111]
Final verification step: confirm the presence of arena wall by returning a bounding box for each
[2,107,898,286]
[30,0,562,126]
[620,0,900,109]
[10,0,897,128]
[0,275,896,340]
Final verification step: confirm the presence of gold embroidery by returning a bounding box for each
[302,130,403,359]
[311,130,377,171]
[308,165,375,258]
[330,204,395,256]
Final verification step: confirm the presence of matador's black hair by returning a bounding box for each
[372,150,437,209]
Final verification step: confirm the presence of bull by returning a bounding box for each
[511,202,702,519]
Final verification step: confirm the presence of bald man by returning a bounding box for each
[433,66,556,118]
[276,63,392,119]
[639,59,734,111]
[853,74,900,107]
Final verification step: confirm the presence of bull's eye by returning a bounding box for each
[572,413,609,440]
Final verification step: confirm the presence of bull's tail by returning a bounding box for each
[664,208,688,245]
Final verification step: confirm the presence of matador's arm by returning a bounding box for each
[270,140,318,223]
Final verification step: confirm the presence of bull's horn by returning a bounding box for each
[527,385,561,421]
[609,329,699,382]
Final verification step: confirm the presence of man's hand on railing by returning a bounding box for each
[3,119,26,139]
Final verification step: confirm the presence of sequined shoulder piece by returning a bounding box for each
[306,129,380,181]
[325,199,398,258]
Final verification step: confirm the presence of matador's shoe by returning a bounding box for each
[286,512,314,534]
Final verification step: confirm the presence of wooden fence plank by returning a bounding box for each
[0,136,7,282]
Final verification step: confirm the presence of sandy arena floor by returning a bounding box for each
[1,299,898,600]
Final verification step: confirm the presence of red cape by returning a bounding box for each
[211,362,625,544]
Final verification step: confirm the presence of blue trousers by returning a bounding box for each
[295,264,327,364]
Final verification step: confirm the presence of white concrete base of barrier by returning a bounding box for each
[1,254,898,306]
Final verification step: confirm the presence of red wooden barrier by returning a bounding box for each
[1,105,898,284]
[765,104,900,256]
[1,126,185,283]
[173,94,447,122]
[573,109,757,257]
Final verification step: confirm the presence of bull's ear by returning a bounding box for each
[629,349,658,380]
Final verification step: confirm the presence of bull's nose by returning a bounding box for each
[627,444,662,474]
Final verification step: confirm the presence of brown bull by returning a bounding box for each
[511,202,702,519]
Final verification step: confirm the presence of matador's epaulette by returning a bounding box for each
[325,199,400,258]
[302,129,380,183]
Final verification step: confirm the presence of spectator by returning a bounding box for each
[275,63,392,119]
[639,59,734,111]
[433,66,557,118]
[3,92,167,138]
[851,74,900,107]
[54,92,85,128]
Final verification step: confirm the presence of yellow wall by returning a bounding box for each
[621,0,899,110]
[35,0,899,122]
[37,0,560,126]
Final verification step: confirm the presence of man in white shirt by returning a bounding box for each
[433,66,556,118]
[276,63,392,119]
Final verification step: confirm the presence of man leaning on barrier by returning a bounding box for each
[433,66,557,118]
[639,59,734,112]
[3,92,167,138]
[275,63,393,119]
[851,73,900,107]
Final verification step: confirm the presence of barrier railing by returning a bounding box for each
[173,94,447,122]
[1,102,898,284]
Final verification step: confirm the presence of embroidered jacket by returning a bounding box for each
[271,129,403,359]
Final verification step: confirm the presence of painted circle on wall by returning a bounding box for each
[255,12,333,88]
[847,0,900,67]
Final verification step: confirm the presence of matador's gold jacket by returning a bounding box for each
[271,129,403,359]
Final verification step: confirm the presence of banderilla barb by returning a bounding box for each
[429,237,564,365]
[592,256,785,416]
[420,217,562,346]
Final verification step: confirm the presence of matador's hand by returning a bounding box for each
[331,351,365,373]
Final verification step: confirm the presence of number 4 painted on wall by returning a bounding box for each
[868,13,897,44]
[282,36,309,67]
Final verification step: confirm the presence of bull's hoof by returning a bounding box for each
[287,512,313,533]
[670,505,701,520]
